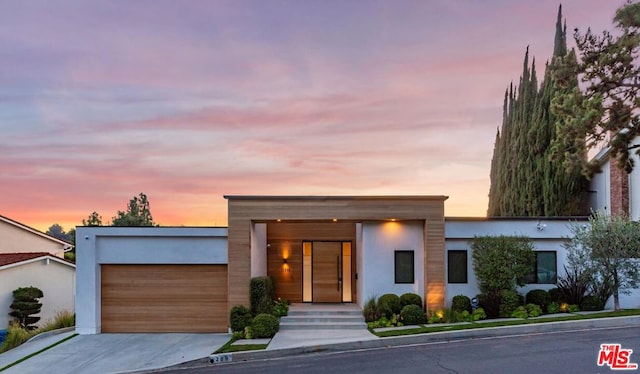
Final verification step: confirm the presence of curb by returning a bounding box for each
[195,316,640,367]
[25,327,75,344]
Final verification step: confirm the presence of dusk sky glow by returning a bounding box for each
[1,0,625,232]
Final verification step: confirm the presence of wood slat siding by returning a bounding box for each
[226,196,447,308]
[312,242,342,302]
[266,222,356,303]
[101,264,228,333]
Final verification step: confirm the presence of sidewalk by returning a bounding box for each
[196,315,640,370]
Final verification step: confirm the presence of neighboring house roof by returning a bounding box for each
[0,252,76,270]
[0,215,74,248]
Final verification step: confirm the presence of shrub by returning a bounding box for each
[250,277,275,315]
[547,302,560,314]
[400,293,423,308]
[499,290,521,318]
[525,303,543,317]
[548,288,562,303]
[472,307,486,321]
[511,306,528,319]
[568,304,580,313]
[400,305,426,325]
[377,294,401,318]
[580,295,603,311]
[556,265,589,306]
[477,292,501,319]
[362,297,380,322]
[230,305,253,332]
[525,289,550,312]
[251,313,279,338]
[451,295,472,313]
[9,287,44,330]
[272,298,290,317]
[456,310,472,322]
[0,322,32,353]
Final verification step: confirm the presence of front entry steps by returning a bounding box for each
[279,303,367,330]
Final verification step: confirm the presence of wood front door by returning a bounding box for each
[312,242,342,302]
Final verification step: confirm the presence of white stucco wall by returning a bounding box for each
[360,221,424,305]
[75,226,228,334]
[444,219,579,307]
[0,258,75,329]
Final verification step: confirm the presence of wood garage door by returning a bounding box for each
[101,264,227,333]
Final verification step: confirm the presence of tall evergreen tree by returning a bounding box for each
[487,5,589,217]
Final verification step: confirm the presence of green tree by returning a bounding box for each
[564,212,640,310]
[46,224,71,241]
[111,193,156,227]
[471,235,536,293]
[82,211,103,226]
[488,5,588,216]
[9,287,44,330]
[552,0,640,175]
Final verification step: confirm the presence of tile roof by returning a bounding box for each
[0,252,54,266]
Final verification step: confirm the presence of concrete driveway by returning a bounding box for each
[3,333,230,374]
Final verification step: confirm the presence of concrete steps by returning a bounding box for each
[279,304,367,331]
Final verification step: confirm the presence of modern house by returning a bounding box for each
[76,195,618,335]
[0,253,76,329]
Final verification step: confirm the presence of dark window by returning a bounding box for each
[448,250,468,283]
[526,251,557,284]
[394,250,414,284]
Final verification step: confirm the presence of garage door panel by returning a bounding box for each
[101,264,228,333]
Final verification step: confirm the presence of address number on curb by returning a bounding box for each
[210,353,233,364]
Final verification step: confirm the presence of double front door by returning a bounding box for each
[303,241,352,303]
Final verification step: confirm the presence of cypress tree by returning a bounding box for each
[487,5,588,217]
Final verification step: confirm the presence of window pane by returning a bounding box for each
[303,242,312,302]
[536,251,557,284]
[395,250,414,284]
[448,250,467,283]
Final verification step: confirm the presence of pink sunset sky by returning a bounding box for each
[1,0,625,232]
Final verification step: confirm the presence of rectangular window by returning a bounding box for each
[526,251,557,284]
[394,250,414,284]
[447,250,468,283]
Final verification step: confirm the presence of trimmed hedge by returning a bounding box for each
[400,293,423,309]
[580,295,603,311]
[378,294,402,318]
[400,304,426,325]
[251,313,279,338]
[499,290,521,318]
[451,295,472,313]
[229,305,253,332]
[250,276,275,315]
[525,289,550,311]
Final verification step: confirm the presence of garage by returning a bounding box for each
[101,264,228,333]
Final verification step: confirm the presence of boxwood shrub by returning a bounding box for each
[229,305,253,332]
[451,295,472,313]
[378,294,401,318]
[400,304,426,325]
[251,313,279,338]
[250,276,275,315]
[525,289,550,311]
[400,293,423,309]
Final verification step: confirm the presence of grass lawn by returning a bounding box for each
[213,337,270,354]
[373,309,640,338]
